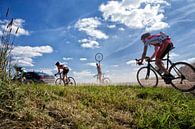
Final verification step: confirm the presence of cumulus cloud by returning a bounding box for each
[11,45,53,66]
[99,0,169,32]
[75,17,108,39]
[75,17,109,49]
[79,39,100,49]
[0,18,29,36]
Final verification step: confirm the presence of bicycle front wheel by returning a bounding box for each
[137,66,158,87]
[67,77,76,86]
[55,78,65,86]
[169,62,195,92]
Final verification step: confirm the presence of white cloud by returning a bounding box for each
[73,70,94,78]
[111,65,119,67]
[107,67,138,83]
[63,57,73,61]
[126,60,136,65]
[75,17,109,49]
[107,24,116,29]
[99,0,169,31]
[73,70,94,83]
[0,19,29,36]
[118,27,125,31]
[11,57,33,67]
[170,52,179,59]
[80,58,87,61]
[79,39,100,49]
[184,57,195,63]
[39,68,55,75]
[86,62,97,67]
[11,45,53,66]
[75,17,108,40]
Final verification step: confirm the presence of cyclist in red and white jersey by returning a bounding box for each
[137,32,174,78]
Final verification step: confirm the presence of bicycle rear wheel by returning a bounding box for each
[102,77,111,84]
[55,78,65,86]
[67,77,76,86]
[137,66,158,87]
[169,62,195,92]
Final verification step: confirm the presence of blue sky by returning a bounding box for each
[0,0,195,83]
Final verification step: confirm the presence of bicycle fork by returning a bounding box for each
[145,64,151,80]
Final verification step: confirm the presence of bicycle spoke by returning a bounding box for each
[137,67,158,87]
[169,62,195,92]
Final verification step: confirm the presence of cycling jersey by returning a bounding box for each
[144,33,168,47]
[57,64,69,75]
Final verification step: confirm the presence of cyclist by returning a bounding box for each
[55,62,69,81]
[137,32,174,79]
[13,66,26,81]
[96,63,102,83]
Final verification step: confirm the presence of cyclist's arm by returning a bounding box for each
[140,45,148,62]
[55,67,61,75]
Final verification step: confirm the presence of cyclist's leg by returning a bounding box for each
[98,72,102,84]
[156,41,172,75]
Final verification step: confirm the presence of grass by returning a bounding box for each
[0,83,195,129]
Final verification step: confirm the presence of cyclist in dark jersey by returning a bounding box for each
[55,62,69,81]
[137,32,174,78]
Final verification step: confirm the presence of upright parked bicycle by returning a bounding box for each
[136,51,195,92]
[55,72,76,86]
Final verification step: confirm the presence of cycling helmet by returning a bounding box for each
[141,32,151,40]
[55,61,60,66]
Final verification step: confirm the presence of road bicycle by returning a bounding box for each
[136,51,195,92]
[55,72,76,86]
[94,73,111,84]
[12,74,35,84]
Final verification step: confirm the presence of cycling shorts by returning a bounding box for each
[156,39,173,59]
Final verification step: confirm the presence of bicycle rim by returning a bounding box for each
[67,77,76,86]
[169,62,195,92]
[137,66,158,87]
[95,53,103,62]
[55,78,64,86]
[102,78,111,85]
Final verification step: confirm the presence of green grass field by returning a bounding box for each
[0,83,195,129]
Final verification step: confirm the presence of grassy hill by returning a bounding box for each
[0,82,195,129]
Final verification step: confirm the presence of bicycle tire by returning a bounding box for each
[55,78,65,86]
[137,66,158,87]
[67,77,76,86]
[24,79,34,85]
[102,77,111,84]
[169,62,195,92]
[95,53,103,62]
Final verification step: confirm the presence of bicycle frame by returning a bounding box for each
[94,73,107,83]
[145,52,175,78]
[55,72,68,82]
